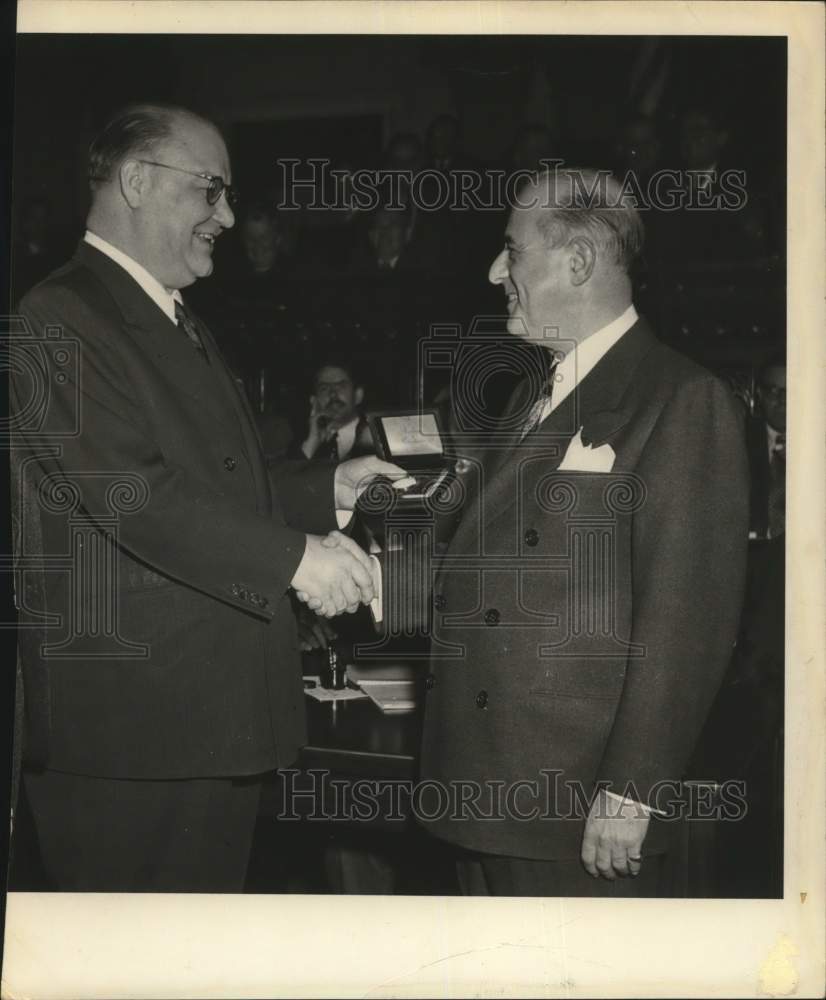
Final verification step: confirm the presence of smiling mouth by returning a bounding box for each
[195,232,217,247]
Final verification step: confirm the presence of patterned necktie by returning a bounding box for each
[520,363,559,441]
[313,430,339,463]
[174,299,209,363]
[767,432,785,538]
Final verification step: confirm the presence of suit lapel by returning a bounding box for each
[448,319,658,552]
[77,242,272,512]
[76,242,226,423]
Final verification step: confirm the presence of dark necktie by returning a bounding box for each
[174,299,209,363]
[520,363,559,440]
[313,430,339,463]
[767,432,785,538]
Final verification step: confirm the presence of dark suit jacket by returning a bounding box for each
[415,318,750,860]
[12,241,337,780]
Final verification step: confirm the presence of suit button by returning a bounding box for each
[475,690,488,709]
[524,528,539,547]
[224,457,237,471]
[484,608,500,626]
[434,594,447,611]
[425,673,436,691]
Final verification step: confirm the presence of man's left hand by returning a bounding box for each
[334,456,415,510]
[580,788,650,880]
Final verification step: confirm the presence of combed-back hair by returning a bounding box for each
[526,167,645,273]
[87,103,209,191]
[312,355,365,392]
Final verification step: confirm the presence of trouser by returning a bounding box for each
[455,849,671,897]
[23,767,263,892]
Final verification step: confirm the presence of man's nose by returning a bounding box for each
[213,191,235,229]
[488,247,508,285]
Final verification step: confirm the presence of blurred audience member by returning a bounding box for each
[747,354,786,542]
[13,197,68,300]
[382,131,425,174]
[679,107,729,184]
[668,107,770,267]
[613,114,663,183]
[425,114,464,173]
[255,403,295,466]
[690,352,785,896]
[295,359,373,463]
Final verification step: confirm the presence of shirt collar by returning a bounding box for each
[84,231,180,324]
[550,304,638,413]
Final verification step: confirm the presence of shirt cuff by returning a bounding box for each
[604,789,666,817]
[335,509,353,529]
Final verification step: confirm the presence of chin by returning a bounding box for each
[506,315,531,340]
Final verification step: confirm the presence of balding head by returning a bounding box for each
[489,168,643,347]
[519,168,643,273]
[88,104,220,194]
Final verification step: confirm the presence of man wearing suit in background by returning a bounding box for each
[746,354,786,543]
[10,103,404,892]
[411,168,750,895]
[295,359,374,464]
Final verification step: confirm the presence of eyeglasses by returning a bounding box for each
[315,379,353,394]
[136,159,239,209]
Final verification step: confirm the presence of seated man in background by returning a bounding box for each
[295,358,374,463]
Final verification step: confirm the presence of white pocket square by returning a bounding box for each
[558,428,616,473]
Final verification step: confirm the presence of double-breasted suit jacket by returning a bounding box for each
[418,318,750,860]
[12,241,337,780]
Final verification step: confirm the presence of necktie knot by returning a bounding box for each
[174,300,209,362]
[520,362,559,441]
[313,429,339,462]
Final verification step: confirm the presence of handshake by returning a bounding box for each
[290,454,412,618]
[291,530,376,618]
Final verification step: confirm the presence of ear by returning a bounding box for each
[119,158,148,209]
[568,236,596,286]
[354,386,365,407]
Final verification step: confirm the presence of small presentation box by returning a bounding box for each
[366,409,453,501]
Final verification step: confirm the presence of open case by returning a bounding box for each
[365,409,453,501]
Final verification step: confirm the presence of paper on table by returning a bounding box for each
[302,676,368,702]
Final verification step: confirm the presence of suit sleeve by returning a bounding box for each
[595,374,750,804]
[15,284,328,621]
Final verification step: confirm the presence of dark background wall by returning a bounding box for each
[13,34,786,236]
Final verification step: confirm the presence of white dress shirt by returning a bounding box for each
[530,303,639,431]
[332,415,360,461]
[84,231,181,322]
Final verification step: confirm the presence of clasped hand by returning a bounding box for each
[580,788,650,880]
[291,531,374,618]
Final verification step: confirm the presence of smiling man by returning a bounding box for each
[415,167,751,896]
[11,104,402,891]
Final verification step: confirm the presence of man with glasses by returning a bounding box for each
[11,103,403,891]
[297,359,373,463]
